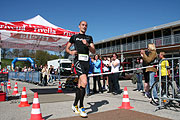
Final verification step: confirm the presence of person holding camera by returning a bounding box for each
[140,43,158,99]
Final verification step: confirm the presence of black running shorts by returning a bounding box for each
[74,59,89,76]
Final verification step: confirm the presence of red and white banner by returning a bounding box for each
[0,15,78,51]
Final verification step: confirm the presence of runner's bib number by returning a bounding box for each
[78,54,89,61]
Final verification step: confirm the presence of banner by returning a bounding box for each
[0,15,78,51]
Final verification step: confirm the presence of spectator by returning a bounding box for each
[28,66,32,72]
[23,66,27,72]
[140,43,158,99]
[102,56,110,90]
[109,53,121,95]
[135,58,144,92]
[92,54,103,94]
[49,66,56,83]
[41,65,48,86]
[86,56,94,96]
[34,64,39,71]
[99,56,105,90]
[159,52,171,93]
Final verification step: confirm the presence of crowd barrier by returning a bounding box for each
[8,71,41,83]
[59,65,158,78]
[156,57,180,111]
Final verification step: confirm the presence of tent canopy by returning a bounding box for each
[0,15,78,52]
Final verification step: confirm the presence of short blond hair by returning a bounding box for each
[148,43,156,51]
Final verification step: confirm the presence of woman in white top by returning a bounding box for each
[41,65,49,86]
[108,53,120,95]
[102,56,110,90]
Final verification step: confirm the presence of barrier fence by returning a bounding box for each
[60,65,158,78]
[7,65,158,84]
[5,57,180,111]
[156,57,180,111]
[8,71,41,83]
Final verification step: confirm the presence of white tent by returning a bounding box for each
[0,15,78,51]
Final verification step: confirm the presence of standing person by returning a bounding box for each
[141,43,158,99]
[135,58,144,92]
[159,52,171,93]
[65,21,95,118]
[92,54,103,94]
[141,50,150,98]
[49,66,56,83]
[109,53,121,95]
[41,65,48,86]
[86,56,94,96]
[102,56,110,90]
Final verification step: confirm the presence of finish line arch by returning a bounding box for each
[12,57,35,69]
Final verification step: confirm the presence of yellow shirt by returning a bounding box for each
[161,60,169,76]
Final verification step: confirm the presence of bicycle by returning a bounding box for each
[150,76,180,106]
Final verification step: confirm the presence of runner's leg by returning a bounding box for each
[79,74,87,108]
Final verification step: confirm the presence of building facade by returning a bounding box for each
[94,20,180,69]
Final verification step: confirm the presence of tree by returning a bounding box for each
[1,48,10,59]
[35,50,50,66]
[12,49,21,57]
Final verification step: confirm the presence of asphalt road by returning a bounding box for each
[0,78,180,120]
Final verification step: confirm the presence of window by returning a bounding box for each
[112,41,115,46]
[147,32,153,39]
[99,44,102,49]
[174,31,180,34]
[163,28,171,36]
[62,63,71,68]
[154,30,162,38]
[122,38,126,44]
[107,42,110,47]
[116,40,120,45]
[127,37,132,43]
[133,36,139,42]
[103,43,106,48]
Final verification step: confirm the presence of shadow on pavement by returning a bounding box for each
[86,100,109,114]
[30,88,75,95]
[43,114,53,120]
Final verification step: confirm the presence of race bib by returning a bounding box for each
[78,54,89,61]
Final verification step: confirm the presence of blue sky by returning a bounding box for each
[1,0,180,44]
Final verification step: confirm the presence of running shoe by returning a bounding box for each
[79,107,87,118]
[72,105,79,114]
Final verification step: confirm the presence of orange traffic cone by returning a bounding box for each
[1,82,4,91]
[7,80,12,89]
[29,92,44,120]
[1,82,4,87]
[12,82,19,95]
[118,87,134,109]
[57,82,63,93]
[18,87,30,107]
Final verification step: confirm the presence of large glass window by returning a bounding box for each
[147,32,153,39]
[174,30,180,34]
[107,42,110,47]
[112,41,115,46]
[122,38,126,44]
[103,43,106,48]
[154,30,162,38]
[116,39,120,45]
[127,37,132,43]
[99,44,102,49]
[163,28,171,36]
[133,36,139,42]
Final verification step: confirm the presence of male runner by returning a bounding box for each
[65,21,95,117]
